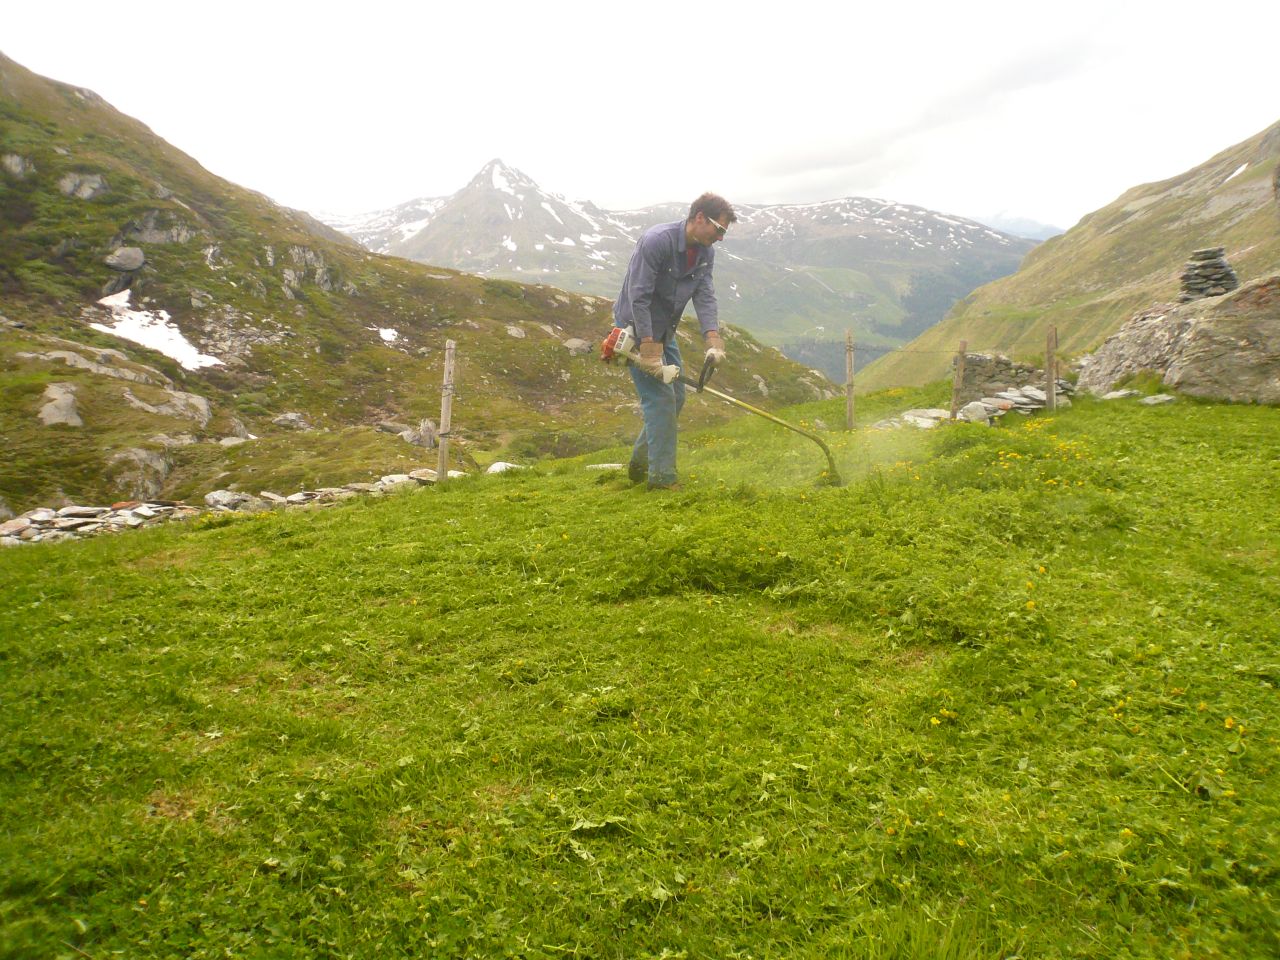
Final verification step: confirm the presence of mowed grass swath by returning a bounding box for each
[1,388,1278,959]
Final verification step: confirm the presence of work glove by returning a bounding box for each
[637,339,666,377]
[704,330,726,366]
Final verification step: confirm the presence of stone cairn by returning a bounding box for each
[1179,247,1239,303]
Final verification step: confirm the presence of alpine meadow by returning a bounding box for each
[3,387,1279,959]
[3,42,1280,960]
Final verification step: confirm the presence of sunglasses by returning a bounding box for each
[706,215,727,237]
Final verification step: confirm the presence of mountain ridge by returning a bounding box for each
[320,160,1037,380]
[859,119,1280,389]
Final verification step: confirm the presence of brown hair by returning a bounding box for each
[688,192,737,226]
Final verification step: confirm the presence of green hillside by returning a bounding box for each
[3,387,1277,958]
[861,121,1280,389]
[0,53,818,514]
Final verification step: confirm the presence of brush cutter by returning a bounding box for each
[600,325,844,486]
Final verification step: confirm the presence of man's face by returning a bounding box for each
[692,211,729,247]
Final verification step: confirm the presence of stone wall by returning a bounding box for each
[953,352,1064,406]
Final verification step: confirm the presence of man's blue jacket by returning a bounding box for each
[613,219,719,342]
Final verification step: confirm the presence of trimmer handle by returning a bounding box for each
[694,356,718,392]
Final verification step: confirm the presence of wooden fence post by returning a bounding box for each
[845,329,855,430]
[950,340,968,420]
[436,339,456,483]
[1045,326,1057,413]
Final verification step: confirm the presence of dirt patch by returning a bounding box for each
[124,546,196,571]
[145,788,197,820]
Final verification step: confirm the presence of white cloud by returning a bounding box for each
[4,0,1278,229]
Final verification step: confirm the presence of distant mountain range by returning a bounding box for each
[968,214,1064,242]
[861,119,1280,389]
[321,160,1037,381]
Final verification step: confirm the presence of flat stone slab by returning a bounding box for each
[1139,394,1177,405]
[57,505,109,518]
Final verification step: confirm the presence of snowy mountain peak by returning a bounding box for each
[470,158,537,197]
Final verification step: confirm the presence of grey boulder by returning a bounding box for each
[105,247,146,271]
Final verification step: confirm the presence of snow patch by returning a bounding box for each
[91,290,222,370]
[397,217,431,241]
[502,236,518,251]
[492,165,516,196]
[1223,162,1248,185]
[379,328,399,343]
[541,202,564,225]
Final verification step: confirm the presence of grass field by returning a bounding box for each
[2,386,1277,959]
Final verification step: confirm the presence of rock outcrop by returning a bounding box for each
[117,209,200,245]
[107,448,173,500]
[39,383,83,426]
[2,154,35,178]
[121,387,213,426]
[1078,275,1280,404]
[271,412,312,430]
[58,172,108,199]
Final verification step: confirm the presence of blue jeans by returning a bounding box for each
[628,336,685,485]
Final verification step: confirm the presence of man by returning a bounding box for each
[613,192,737,490]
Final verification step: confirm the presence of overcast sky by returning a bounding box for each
[5,1,1278,230]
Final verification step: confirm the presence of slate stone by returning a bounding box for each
[57,505,109,518]
[957,401,992,424]
[52,517,96,530]
[204,490,254,510]
[272,412,311,430]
